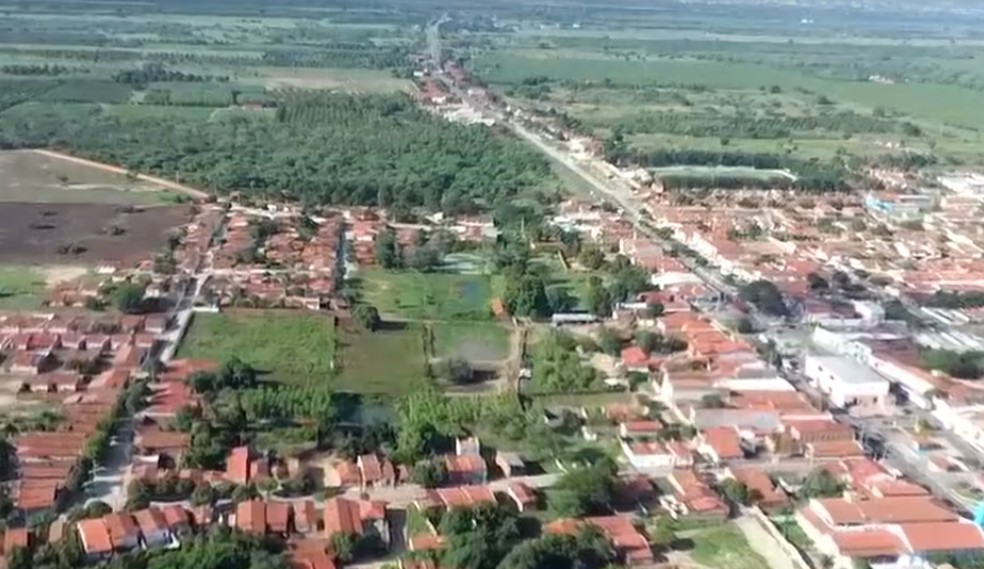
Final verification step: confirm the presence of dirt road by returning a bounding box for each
[32,149,211,200]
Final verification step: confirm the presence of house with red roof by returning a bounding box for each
[225,446,251,485]
[697,426,744,463]
[545,516,653,566]
[662,469,728,520]
[323,497,389,548]
[358,454,396,488]
[796,495,984,569]
[445,454,487,485]
[725,467,788,512]
[77,518,113,561]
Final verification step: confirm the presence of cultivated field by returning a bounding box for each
[336,324,430,396]
[358,269,494,321]
[176,311,337,386]
[0,202,191,265]
[0,150,184,204]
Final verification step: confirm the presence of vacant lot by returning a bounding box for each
[336,323,429,396]
[0,150,180,204]
[432,323,510,362]
[0,266,46,310]
[0,202,190,265]
[688,523,768,569]
[177,311,337,386]
[359,269,493,321]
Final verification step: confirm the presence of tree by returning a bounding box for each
[718,478,752,506]
[549,459,618,517]
[807,272,829,291]
[409,245,441,272]
[646,303,665,318]
[503,271,552,318]
[231,484,258,503]
[440,504,520,569]
[435,357,475,384]
[498,527,614,569]
[584,276,612,318]
[190,483,214,506]
[578,247,606,270]
[112,282,146,314]
[700,393,725,409]
[411,458,448,488]
[800,468,845,499]
[374,228,402,269]
[635,331,660,354]
[331,532,355,563]
[739,280,788,317]
[353,304,382,332]
[596,327,622,356]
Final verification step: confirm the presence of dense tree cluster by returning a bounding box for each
[549,459,618,517]
[923,290,984,309]
[530,331,599,393]
[739,280,789,316]
[113,62,227,87]
[498,528,615,569]
[439,504,520,569]
[1,64,77,76]
[920,349,984,380]
[0,93,550,214]
[261,45,411,70]
[604,110,899,140]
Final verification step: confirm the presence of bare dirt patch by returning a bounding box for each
[0,202,192,265]
[0,149,183,204]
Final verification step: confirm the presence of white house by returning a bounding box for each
[804,355,890,411]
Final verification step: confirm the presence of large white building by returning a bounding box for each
[804,355,890,411]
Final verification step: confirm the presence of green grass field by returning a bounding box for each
[689,524,768,569]
[358,269,493,321]
[432,322,510,361]
[177,311,337,386]
[0,266,46,310]
[336,324,430,396]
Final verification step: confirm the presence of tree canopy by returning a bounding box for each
[0,92,551,214]
[548,458,618,517]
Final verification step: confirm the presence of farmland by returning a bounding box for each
[464,20,984,173]
[176,311,337,386]
[357,269,494,322]
[0,150,183,204]
[0,201,191,265]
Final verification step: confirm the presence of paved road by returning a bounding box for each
[425,22,737,301]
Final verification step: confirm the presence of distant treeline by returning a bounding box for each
[113,63,229,87]
[1,64,82,76]
[607,143,849,191]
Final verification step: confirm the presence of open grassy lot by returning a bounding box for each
[177,311,337,386]
[0,150,181,204]
[431,322,510,361]
[0,265,46,310]
[336,324,430,396]
[358,269,493,322]
[689,523,768,569]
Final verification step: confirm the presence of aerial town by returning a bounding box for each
[2,2,984,569]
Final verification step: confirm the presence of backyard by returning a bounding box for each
[431,322,511,362]
[687,523,768,569]
[335,323,430,396]
[176,311,337,386]
[357,269,494,321]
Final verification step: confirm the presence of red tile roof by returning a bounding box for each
[237,500,266,535]
[133,508,168,537]
[226,446,250,484]
[103,512,139,546]
[77,519,113,554]
[902,522,984,552]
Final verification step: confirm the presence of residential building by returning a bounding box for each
[804,355,890,411]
